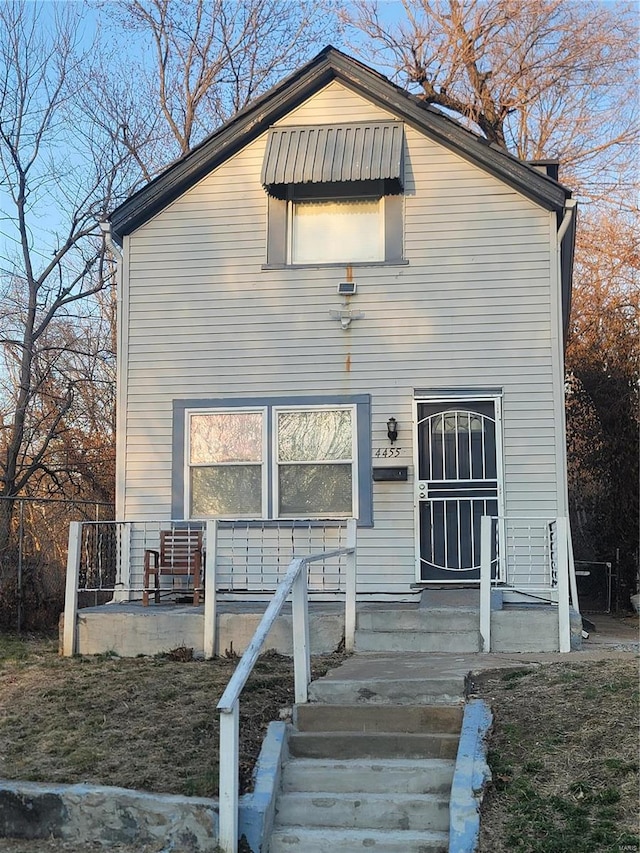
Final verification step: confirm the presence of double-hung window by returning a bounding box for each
[188,410,266,517]
[180,399,370,521]
[276,407,355,516]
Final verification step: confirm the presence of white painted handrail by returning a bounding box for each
[216,524,356,853]
[217,556,306,714]
[555,516,571,653]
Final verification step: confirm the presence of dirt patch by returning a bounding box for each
[472,658,640,853]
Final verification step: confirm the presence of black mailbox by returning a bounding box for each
[372,467,408,482]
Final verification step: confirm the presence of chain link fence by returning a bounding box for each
[0,496,114,632]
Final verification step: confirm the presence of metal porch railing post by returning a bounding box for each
[345,518,357,652]
[63,521,82,657]
[556,516,571,653]
[480,516,492,653]
[17,499,24,633]
[117,522,132,603]
[292,562,311,704]
[204,519,218,659]
[218,702,239,853]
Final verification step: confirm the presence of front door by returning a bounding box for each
[416,398,502,582]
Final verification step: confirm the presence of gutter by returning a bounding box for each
[557,198,577,242]
[99,220,122,261]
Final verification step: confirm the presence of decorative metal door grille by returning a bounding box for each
[416,401,499,582]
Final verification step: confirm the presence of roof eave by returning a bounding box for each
[109,46,570,242]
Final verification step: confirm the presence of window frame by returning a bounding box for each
[172,395,372,525]
[185,406,268,519]
[264,180,405,269]
[273,404,359,519]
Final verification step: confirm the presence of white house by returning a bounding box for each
[71,47,579,655]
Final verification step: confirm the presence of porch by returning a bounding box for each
[65,598,581,659]
[61,516,580,658]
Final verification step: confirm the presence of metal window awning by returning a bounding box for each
[261,122,404,194]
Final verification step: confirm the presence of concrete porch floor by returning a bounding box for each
[63,598,584,658]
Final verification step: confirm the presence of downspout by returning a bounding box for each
[100,221,128,602]
[100,220,122,262]
[554,198,580,629]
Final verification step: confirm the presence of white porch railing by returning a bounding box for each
[63,518,357,656]
[215,523,356,852]
[480,515,572,654]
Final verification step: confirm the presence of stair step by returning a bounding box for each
[358,607,478,632]
[295,703,463,734]
[281,757,455,793]
[288,731,458,760]
[268,826,449,852]
[308,676,465,705]
[274,790,449,831]
[355,629,480,653]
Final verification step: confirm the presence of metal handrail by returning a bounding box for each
[215,521,356,853]
[480,515,571,654]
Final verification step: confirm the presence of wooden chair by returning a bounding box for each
[143,528,203,606]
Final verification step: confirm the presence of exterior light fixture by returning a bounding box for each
[387,417,398,444]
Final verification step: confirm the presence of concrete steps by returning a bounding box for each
[270,700,461,852]
[295,703,463,733]
[281,757,455,794]
[274,790,449,831]
[355,607,481,653]
[269,826,449,852]
[289,730,458,759]
[309,672,465,705]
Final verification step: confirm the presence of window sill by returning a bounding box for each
[262,259,409,271]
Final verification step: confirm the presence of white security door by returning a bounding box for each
[416,399,502,582]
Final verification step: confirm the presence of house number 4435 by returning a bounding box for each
[374,447,402,458]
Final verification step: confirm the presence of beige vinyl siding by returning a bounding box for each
[121,84,561,593]
[276,80,395,124]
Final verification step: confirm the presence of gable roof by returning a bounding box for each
[109,45,572,243]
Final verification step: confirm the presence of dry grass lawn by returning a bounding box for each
[0,633,345,798]
[474,658,639,853]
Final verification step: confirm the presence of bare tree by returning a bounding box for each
[90,0,341,175]
[342,0,638,197]
[565,206,639,591]
[0,2,127,562]
[344,0,639,595]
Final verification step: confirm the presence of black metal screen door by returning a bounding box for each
[416,400,499,582]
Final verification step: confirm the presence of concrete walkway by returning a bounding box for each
[301,613,638,727]
[308,610,639,698]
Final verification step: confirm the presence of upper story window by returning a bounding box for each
[262,122,405,267]
[290,189,384,265]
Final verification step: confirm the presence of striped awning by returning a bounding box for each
[261,122,404,193]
